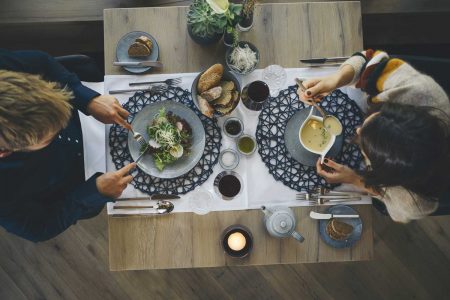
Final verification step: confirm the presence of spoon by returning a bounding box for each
[113,200,174,214]
[295,78,343,136]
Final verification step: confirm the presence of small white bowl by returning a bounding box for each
[299,106,335,163]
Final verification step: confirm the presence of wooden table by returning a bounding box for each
[104,2,372,271]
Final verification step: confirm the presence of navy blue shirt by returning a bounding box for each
[0,49,111,242]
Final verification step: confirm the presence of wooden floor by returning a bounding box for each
[1,208,450,299]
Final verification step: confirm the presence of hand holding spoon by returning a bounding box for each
[295,78,343,136]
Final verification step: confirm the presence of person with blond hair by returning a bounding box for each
[0,49,135,242]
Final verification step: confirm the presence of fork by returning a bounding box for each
[314,187,366,197]
[130,128,147,148]
[109,85,167,95]
[129,77,182,87]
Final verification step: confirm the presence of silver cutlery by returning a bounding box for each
[306,63,342,68]
[109,85,166,95]
[113,61,163,68]
[314,187,366,197]
[117,194,181,201]
[300,56,349,64]
[131,128,147,148]
[129,77,182,86]
[309,211,359,219]
[112,200,174,215]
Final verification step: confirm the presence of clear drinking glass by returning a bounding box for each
[188,188,213,215]
[262,65,287,97]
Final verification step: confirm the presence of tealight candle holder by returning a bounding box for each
[221,224,253,258]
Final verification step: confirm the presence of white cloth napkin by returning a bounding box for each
[82,67,371,216]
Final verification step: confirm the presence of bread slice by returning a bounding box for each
[197,95,214,118]
[135,36,153,52]
[128,42,151,57]
[215,91,239,115]
[201,86,222,102]
[213,90,233,108]
[326,219,354,241]
[197,64,224,93]
[220,80,235,92]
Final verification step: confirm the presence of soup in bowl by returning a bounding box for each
[299,107,336,162]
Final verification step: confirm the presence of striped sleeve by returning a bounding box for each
[342,50,406,97]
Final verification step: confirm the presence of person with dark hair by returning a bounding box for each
[298,50,450,223]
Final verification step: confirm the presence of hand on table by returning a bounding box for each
[87,95,132,130]
[316,158,361,185]
[96,163,136,198]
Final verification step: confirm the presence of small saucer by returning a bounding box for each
[116,31,160,74]
[284,108,343,166]
[319,205,363,248]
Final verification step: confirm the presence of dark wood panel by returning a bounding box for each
[363,12,450,45]
[2,0,450,24]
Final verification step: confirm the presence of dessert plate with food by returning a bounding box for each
[319,205,362,248]
[116,31,160,73]
[128,100,205,178]
[284,107,343,167]
[191,63,241,118]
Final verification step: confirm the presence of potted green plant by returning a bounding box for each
[238,0,256,32]
[223,3,242,47]
[224,25,239,47]
[187,0,241,46]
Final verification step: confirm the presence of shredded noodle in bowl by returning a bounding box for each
[227,42,259,74]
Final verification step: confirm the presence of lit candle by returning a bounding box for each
[227,232,246,251]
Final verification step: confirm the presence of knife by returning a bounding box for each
[135,145,150,163]
[309,211,359,220]
[113,61,163,68]
[300,56,349,64]
[117,194,180,201]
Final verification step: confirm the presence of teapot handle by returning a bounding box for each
[291,231,305,243]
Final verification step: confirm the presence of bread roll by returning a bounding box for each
[197,64,224,93]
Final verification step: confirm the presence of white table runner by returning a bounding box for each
[81,67,371,215]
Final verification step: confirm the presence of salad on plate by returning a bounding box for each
[142,108,192,171]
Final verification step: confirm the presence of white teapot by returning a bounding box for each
[261,206,304,243]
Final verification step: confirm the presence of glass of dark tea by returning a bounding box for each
[214,171,243,200]
[241,80,270,111]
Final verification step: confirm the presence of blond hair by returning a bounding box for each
[0,70,73,150]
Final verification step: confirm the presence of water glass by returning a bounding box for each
[262,65,287,97]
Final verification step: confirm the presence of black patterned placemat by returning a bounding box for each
[109,86,222,195]
[256,86,364,192]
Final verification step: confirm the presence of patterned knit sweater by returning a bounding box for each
[343,50,450,223]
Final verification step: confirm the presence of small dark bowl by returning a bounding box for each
[225,41,259,75]
[191,66,241,118]
[221,225,253,258]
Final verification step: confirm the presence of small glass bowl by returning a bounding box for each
[219,149,240,170]
[188,188,213,215]
[223,117,244,138]
[236,134,257,156]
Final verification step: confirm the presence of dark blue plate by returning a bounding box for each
[284,108,343,167]
[319,205,362,248]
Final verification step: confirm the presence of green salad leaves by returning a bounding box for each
[144,108,192,171]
